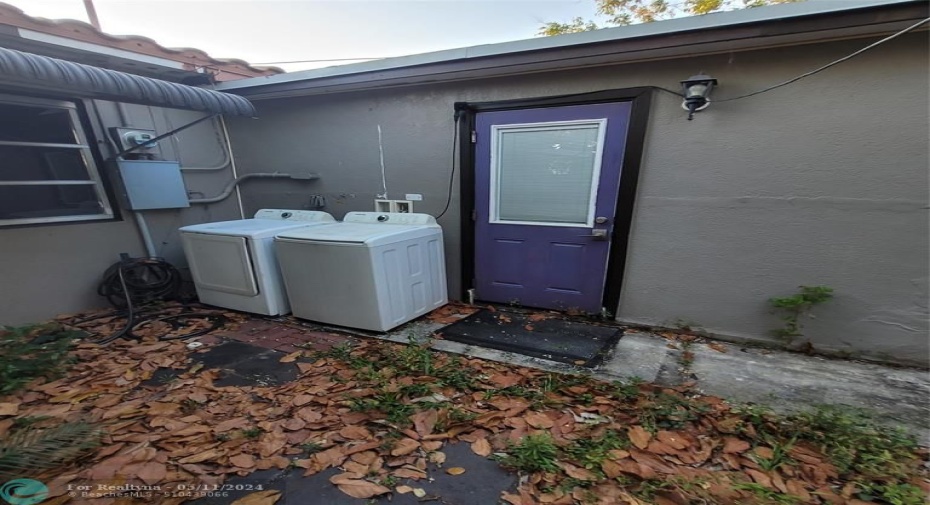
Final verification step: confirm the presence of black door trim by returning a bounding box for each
[454,87,653,315]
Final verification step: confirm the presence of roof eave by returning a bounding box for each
[217,0,928,100]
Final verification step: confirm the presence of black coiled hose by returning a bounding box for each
[97,256,182,308]
[84,255,227,344]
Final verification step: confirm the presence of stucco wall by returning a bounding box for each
[0,100,239,325]
[226,34,928,365]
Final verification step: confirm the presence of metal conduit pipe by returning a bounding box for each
[188,173,319,205]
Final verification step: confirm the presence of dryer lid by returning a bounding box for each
[179,211,335,239]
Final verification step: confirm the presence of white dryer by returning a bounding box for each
[179,209,336,315]
[274,212,448,331]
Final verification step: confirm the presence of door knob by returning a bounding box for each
[595,216,609,224]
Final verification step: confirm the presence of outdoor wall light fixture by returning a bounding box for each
[680,74,718,120]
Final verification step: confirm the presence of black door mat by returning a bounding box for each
[435,308,622,367]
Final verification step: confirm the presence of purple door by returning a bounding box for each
[474,102,631,313]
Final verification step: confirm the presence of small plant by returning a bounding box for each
[769,285,833,344]
[349,390,415,425]
[379,474,399,488]
[180,398,199,415]
[300,442,323,454]
[448,407,477,424]
[563,430,629,470]
[499,434,559,473]
[750,439,795,471]
[0,323,80,395]
[241,428,262,439]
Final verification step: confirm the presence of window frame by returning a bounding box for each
[488,118,608,228]
[0,93,116,228]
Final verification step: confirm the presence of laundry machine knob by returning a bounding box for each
[377,214,389,222]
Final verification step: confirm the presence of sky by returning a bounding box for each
[3,0,602,71]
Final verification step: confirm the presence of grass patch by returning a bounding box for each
[563,429,629,471]
[784,405,918,478]
[499,433,560,473]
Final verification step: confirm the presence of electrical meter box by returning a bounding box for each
[114,160,190,210]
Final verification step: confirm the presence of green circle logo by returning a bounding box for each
[0,479,48,505]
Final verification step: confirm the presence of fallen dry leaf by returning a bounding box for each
[722,437,751,454]
[135,461,167,485]
[525,411,554,429]
[279,351,302,363]
[560,462,598,481]
[231,490,281,505]
[411,409,439,437]
[230,454,256,469]
[708,342,728,353]
[471,438,492,457]
[333,479,391,499]
[428,451,447,465]
[446,467,466,475]
[0,402,20,416]
[628,425,652,450]
[390,438,420,457]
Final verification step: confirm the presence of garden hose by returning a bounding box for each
[80,256,226,344]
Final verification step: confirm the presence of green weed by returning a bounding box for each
[499,433,560,473]
[769,285,833,344]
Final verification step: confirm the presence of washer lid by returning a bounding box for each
[276,222,439,247]
[179,214,335,239]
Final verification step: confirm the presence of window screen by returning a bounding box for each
[493,122,604,225]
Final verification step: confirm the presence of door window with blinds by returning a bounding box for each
[489,119,607,227]
[0,94,113,227]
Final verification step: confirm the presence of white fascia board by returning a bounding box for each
[17,28,186,70]
[215,0,917,91]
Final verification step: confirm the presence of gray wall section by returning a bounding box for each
[0,100,239,325]
[226,34,928,365]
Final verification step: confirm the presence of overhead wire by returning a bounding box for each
[715,17,930,102]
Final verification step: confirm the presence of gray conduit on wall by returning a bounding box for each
[163,110,232,172]
[188,173,320,205]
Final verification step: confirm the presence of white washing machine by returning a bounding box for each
[179,209,336,315]
[274,212,448,331]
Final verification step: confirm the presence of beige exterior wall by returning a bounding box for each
[226,34,928,364]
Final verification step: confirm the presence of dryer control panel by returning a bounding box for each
[344,212,437,226]
[254,209,336,222]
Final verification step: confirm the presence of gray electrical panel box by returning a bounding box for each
[114,160,190,210]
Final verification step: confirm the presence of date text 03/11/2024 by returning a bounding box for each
[65,483,266,499]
